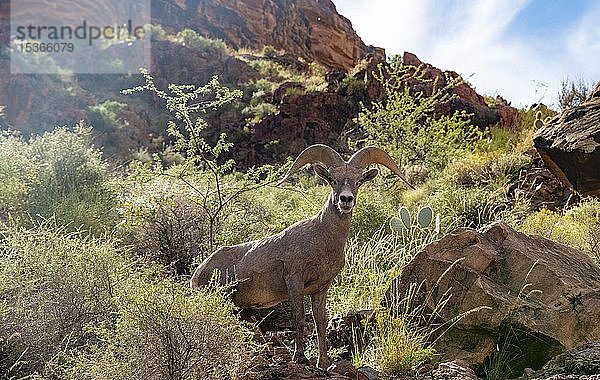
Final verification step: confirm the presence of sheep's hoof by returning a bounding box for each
[292,352,309,365]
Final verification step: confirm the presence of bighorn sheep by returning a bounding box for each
[191,144,411,369]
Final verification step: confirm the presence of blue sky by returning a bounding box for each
[332,0,600,108]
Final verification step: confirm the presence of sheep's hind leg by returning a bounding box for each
[311,290,332,370]
[286,274,308,365]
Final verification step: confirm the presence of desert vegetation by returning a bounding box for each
[1,43,598,379]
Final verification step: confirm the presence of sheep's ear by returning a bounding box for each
[361,168,379,183]
[313,163,330,182]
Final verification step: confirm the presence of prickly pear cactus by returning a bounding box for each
[417,206,433,228]
[390,216,405,231]
[399,206,412,229]
[390,205,441,234]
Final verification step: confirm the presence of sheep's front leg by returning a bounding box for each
[286,274,308,364]
[311,290,332,369]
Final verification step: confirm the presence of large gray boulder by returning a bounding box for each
[533,81,600,196]
[386,223,600,377]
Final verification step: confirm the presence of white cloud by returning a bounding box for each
[333,0,599,108]
[566,5,600,78]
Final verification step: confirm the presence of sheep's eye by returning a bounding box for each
[330,179,338,186]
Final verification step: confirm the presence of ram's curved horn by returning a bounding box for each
[348,146,414,189]
[280,144,344,183]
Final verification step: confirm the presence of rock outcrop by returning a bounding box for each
[153,0,367,71]
[402,52,519,129]
[0,2,524,166]
[386,223,600,378]
[249,91,357,160]
[521,341,600,380]
[533,81,600,196]
[506,148,580,211]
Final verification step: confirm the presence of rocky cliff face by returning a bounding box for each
[1,0,520,166]
[152,0,368,71]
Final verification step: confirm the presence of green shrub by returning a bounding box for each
[0,222,129,378]
[69,277,254,380]
[0,221,256,379]
[27,126,116,234]
[354,63,486,172]
[261,45,281,58]
[29,126,106,197]
[242,102,278,123]
[123,70,287,256]
[142,23,166,41]
[117,174,212,274]
[404,151,532,231]
[0,126,117,233]
[350,185,396,240]
[519,199,600,263]
[87,100,127,133]
[218,181,324,247]
[176,29,229,58]
[371,310,436,375]
[0,133,36,219]
[341,76,367,103]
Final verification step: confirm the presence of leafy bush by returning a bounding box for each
[29,125,106,196]
[305,63,328,92]
[219,180,324,246]
[261,45,281,58]
[0,221,255,379]
[354,63,485,172]
[404,151,532,231]
[242,101,278,123]
[123,69,286,256]
[117,174,212,275]
[250,59,295,83]
[0,126,117,233]
[0,222,129,378]
[350,185,396,240]
[142,23,166,41]
[87,100,127,132]
[0,132,36,219]
[519,199,600,263]
[176,29,229,58]
[70,277,254,380]
[341,76,367,103]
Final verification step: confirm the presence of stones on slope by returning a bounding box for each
[385,222,600,378]
[519,341,600,380]
[506,148,580,211]
[533,80,600,196]
[423,360,481,380]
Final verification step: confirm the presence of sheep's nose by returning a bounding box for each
[340,194,354,203]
